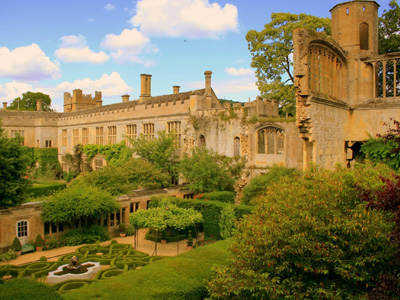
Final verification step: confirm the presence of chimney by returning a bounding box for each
[122,94,130,103]
[173,86,180,94]
[204,71,212,95]
[3,102,7,110]
[37,99,43,111]
[140,74,152,101]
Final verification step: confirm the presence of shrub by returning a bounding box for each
[35,234,44,247]
[218,204,236,239]
[62,225,109,246]
[125,224,136,236]
[195,191,235,204]
[27,181,66,198]
[40,256,47,262]
[0,249,17,262]
[43,235,63,250]
[12,237,21,251]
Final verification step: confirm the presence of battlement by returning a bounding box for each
[64,89,102,112]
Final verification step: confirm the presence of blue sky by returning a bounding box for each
[0,0,392,111]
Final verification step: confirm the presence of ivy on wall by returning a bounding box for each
[82,142,134,167]
[25,147,62,179]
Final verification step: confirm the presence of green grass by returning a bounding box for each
[62,239,232,300]
[26,180,66,198]
[0,278,63,300]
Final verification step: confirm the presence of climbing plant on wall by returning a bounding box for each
[82,142,134,167]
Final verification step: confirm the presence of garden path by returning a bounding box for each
[1,228,201,266]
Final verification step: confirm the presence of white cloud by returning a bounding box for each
[104,4,116,11]
[0,44,61,81]
[55,35,109,64]
[0,81,34,102]
[225,67,254,76]
[130,0,238,39]
[102,28,157,64]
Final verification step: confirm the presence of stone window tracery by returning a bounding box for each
[143,123,154,141]
[82,128,89,146]
[126,124,137,147]
[96,127,104,145]
[73,129,79,146]
[107,126,117,144]
[167,121,181,147]
[62,129,67,147]
[257,126,284,155]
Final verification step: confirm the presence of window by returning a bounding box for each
[126,124,137,146]
[73,129,80,146]
[62,129,67,146]
[95,158,104,171]
[130,202,140,213]
[110,213,115,227]
[359,23,369,50]
[82,128,89,146]
[11,130,25,145]
[234,137,240,156]
[199,135,206,147]
[257,127,284,154]
[44,222,64,235]
[107,126,117,144]
[17,220,28,238]
[45,140,52,148]
[167,121,181,147]
[143,123,154,141]
[96,127,104,145]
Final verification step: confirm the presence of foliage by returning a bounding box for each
[7,91,53,111]
[125,224,136,236]
[62,144,88,179]
[187,230,194,246]
[218,204,236,240]
[194,191,235,204]
[41,185,119,227]
[358,174,400,299]
[242,165,299,204]
[208,164,396,299]
[0,278,63,300]
[379,0,400,55]
[132,130,177,174]
[0,122,30,208]
[43,235,63,250]
[0,249,17,262]
[35,234,44,247]
[72,158,171,195]
[62,225,110,246]
[12,237,22,251]
[246,13,330,116]
[62,239,232,300]
[82,142,134,167]
[180,147,245,194]
[361,119,400,170]
[26,181,66,198]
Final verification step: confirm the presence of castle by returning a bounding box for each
[0,0,399,251]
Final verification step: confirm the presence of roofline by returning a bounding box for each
[330,0,380,13]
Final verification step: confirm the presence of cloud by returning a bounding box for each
[102,28,157,64]
[104,4,116,11]
[0,81,35,102]
[225,67,254,76]
[0,44,61,81]
[55,35,109,64]
[130,0,238,39]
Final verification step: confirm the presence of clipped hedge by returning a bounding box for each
[195,191,235,203]
[27,182,66,198]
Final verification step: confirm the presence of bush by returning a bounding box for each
[0,249,17,262]
[35,234,44,247]
[195,191,235,204]
[12,237,21,251]
[241,165,299,204]
[125,224,136,236]
[43,235,63,250]
[27,181,66,198]
[62,225,110,246]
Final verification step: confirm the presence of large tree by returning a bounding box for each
[7,91,53,111]
[0,122,30,208]
[379,0,400,55]
[246,13,331,116]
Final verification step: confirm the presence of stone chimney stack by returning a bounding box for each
[122,94,130,103]
[173,86,180,94]
[37,99,43,111]
[3,102,7,110]
[140,74,152,102]
[204,71,212,95]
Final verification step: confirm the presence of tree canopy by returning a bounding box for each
[0,122,30,208]
[7,91,53,111]
[379,0,400,54]
[246,13,331,116]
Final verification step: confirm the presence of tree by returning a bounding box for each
[379,0,400,55]
[208,165,396,299]
[246,13,331,116]
[41,185,119,228]
[0,122,30,208]
[7,91,53,111]
[132,130,178,177]
[180,147,245,194]
[129,200,203,255]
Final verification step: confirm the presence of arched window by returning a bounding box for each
[234,137,240,156]
[360,23,369,50]
[199,135,206,147]
[258,130,265,154]
[257,126,284,154]
[17,220,28,238]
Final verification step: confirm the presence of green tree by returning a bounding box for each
[0,122,30,208]
[41,185,119,228]
[132,130,177,174]
[246,13,331,116]
[218,204,236,239]
[7,91,53,111]
[180,147,245,194]
[208,165,396,299]
[379,0,400,55]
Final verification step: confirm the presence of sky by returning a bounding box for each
[0,0,393,112]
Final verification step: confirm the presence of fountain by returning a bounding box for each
[47,256,101,284]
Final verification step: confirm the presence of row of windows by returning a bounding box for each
[61,122,181,147]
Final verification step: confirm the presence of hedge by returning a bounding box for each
[27,182,66,198]
[195,191,235,203]
[0,278,63,300]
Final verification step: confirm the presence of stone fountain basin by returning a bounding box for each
[47,262,101,284]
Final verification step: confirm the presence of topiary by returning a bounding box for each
[35,234,44,247]
[12,237,22,252]
[39,256,47,262]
